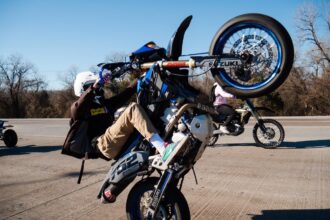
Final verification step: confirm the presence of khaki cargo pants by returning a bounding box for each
[97,102,157,159]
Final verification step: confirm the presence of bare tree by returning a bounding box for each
[59,65,80,90]
[0,54,45,117]
[296,3,330,66]
[289,2,330,115]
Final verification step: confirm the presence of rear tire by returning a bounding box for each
[208,123,219,147]
[3,129,17,147]
[253,119,285,148]
[210,13,294,98]
[126,177,190,220]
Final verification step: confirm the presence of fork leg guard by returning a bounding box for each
[147,169,174,219]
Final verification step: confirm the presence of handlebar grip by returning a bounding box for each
[162,61,191,68]
[139,59,195,70]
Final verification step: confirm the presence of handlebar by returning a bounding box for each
[138,56,219,71]
[139,60,196,70]
[99,56,218,79]
[100,60,196,80]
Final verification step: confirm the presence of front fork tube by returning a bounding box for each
[245,99,267,132]
[147,169,174,219]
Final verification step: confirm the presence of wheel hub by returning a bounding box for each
[263,128,275,139]
[139,192,170,220]
[240,51,253,64]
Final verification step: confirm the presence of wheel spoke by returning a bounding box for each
[256,121,283,147]
[217,25,281,88]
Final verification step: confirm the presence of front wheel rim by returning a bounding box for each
[212,23,283,90]
[138,191,178,220]
[256,123,282,146]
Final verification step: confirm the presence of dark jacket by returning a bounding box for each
[62,84,136,159]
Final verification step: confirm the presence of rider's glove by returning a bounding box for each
[98,68,112,86]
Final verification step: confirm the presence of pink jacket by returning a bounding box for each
[213,84,234,106]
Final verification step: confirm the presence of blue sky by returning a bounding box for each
[0,0,317,89]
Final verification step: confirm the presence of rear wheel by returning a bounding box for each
[210,13,294,98]
[208,123,219,147]
[126,178,190,220]
[3,129,17,147]
[253,119,285,148]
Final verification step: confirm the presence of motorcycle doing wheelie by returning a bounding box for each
[0,120,18,147]
[208,99,285,148]
[95,13,293,219]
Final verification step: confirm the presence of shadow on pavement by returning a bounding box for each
[212,143,256,147]
[0,170,105,188]
[60,170,105,178]
[212,139,330,149]
[0,145,62,156]
[250,209,330,220]
[282,139,330,148]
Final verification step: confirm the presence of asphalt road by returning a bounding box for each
[0,117,329,220]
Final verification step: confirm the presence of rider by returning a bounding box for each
[213,82,236,134]
[65,71,183,201]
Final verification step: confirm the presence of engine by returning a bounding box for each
[227,119,244,136]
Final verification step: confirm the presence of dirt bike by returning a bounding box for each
[208,99,285,148]
[95,13,293,219]
[0,120,18,147]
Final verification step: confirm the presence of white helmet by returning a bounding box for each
[74,71,98,97]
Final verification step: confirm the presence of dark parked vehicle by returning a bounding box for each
[0,120,18,147]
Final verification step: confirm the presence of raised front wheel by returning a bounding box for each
[210,13,294,98]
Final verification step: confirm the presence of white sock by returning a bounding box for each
[149,133,165,155]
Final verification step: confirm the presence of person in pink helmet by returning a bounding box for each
[212,83,236,134]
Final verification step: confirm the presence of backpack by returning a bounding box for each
[62,119,109,184]
[62,120,90,159]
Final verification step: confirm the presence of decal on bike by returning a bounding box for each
[111,153,139,181]
[149,169,173,211]
[219,60,240,67]
[150,189,161,209]
[196,103,218,115]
